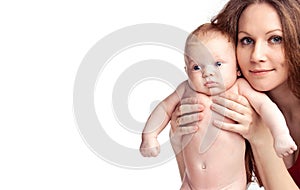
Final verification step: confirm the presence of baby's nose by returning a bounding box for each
[202,65,215,77]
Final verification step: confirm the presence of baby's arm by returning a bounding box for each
[237,78,297,157]
[140,82,186,157]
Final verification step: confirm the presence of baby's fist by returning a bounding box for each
[140,138,160,157]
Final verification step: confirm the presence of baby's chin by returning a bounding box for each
[204,88,225,96]
[188,80,226,95]
[192,87,225,96]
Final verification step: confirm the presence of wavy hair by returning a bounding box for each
[211,0,300,99]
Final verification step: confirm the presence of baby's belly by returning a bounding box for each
[183,130,246,189]
[181,93,246,189]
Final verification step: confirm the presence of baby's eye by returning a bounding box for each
[193,65,201,71]
[240,37,253,45]
[215,61,223,67]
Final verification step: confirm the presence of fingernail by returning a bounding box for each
[211,97,218,102]
[213,120,222,127]
[210,103,216,110]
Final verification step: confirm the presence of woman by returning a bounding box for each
[170,0,300,189]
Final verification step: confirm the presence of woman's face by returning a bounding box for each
[237,3,288,92]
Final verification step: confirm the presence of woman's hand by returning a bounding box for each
[169,97,204,154]
[211,93,299,190]
[210,92,264,143]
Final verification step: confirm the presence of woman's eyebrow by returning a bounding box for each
[238,29,282,36]
[266,29,282,35]
[237,31,250,35]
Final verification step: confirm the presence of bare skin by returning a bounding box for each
[179,83,246,190]
[171,2,300,189]
[141,26,296,189]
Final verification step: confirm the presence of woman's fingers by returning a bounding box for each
[211,102,244,122]
[211,92,252,125]
[213,120,248,135]
[179,97,204,114]
[170,125,198,154]
[170,124,199,139]
[212,95,250,115]
[178,104,204,115]
[178,125,199,136]
[171,97,204,126]
[169,97,204,153]
[177,112,204,126]
[220,92,250,107]
[210,92,258,140]
[180,97,202,104]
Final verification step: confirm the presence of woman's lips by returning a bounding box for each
[249,69,275,76]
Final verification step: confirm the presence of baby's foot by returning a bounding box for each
[274,134,297,158]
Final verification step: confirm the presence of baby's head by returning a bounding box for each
[184,23,239,95]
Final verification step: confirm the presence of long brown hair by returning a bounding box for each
[211,0,300,99]
[211,0,300,186]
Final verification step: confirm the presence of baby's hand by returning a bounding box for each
[274,134,297,158]
[140,138,160,157]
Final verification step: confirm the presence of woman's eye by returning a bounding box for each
[240,37,253,45]
[215,61,222,67]
[269,35,282,44]
[193,65,201,71]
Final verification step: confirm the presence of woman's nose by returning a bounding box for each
[250,40,267,63]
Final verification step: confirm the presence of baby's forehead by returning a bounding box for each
[185,45,214,65]
[188,28,233,44]
[185,32,233,57]
[187,30,230,44]
[185,44,209,60]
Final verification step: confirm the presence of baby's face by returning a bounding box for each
[185,34,237,95]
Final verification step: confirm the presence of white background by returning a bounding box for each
[0,0,262,189]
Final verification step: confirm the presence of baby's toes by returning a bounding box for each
[283,152,289,157]
[288,148,294,154]
[292,144,297,151]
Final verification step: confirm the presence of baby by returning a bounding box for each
[140,23,296,189]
